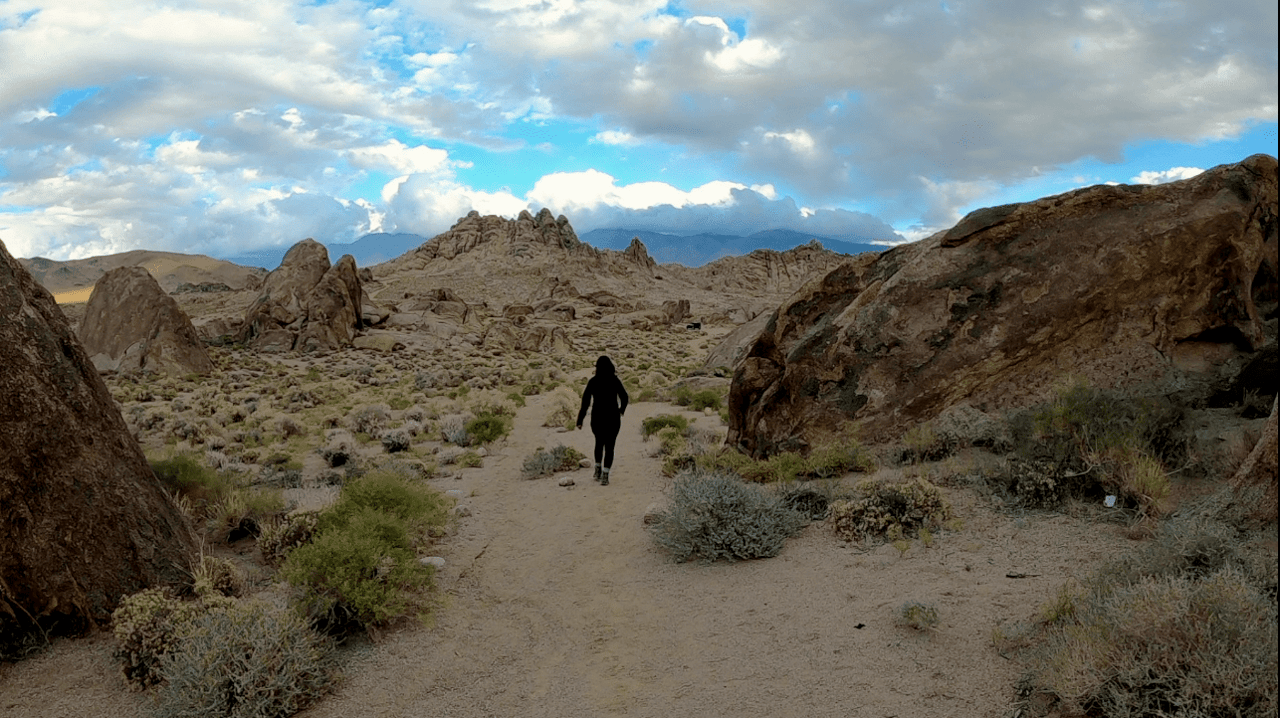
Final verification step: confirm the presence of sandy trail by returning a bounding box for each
[1,388,1133,718]
[299,392,1126,718]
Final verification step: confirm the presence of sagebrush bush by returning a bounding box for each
[153,598,335,718]
[521,445,587,479]
[440,415,471,446]
[192,554,244,599]
[348,405,389,436]
[381,428,412,453]
[687,389,723,411]
[1013,516,1278,718]
[828,478,952,541]
[649,469,807,563]
[150,454,232,507]
[318,471,451,539]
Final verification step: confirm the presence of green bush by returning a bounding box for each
[521,445,587,479]
[505,391,527,408]
[317,471,450,539]
[282,509,434,630]
[828,478,952,541]
[649,470,807,563]
[456,450,484,468]
[153,599,335,718]
[466,414,509,445]
[687,389,723,411]
[642,414,688,439]
[671,385,694,406]
[150,454,232,507]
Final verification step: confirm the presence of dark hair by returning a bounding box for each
[595,355,615,376]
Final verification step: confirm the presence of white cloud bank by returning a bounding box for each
[0,0,1274,260]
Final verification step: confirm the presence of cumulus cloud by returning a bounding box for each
[1130,167,1205,184]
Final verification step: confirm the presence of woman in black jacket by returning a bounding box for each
[576,355,629,485]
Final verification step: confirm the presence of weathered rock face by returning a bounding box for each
[482,321,574,354]
[297,255,362,352]
[77,266,215,376]
[238,240,362,352]
[0,240,196,647]
[409,208,591,262]
[729,154,1278,455]
[1227,397,1278,525]
[691,240,857,296]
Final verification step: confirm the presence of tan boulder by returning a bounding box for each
[503,304,535,320]
[702,311,773,372]
[661,299,691,325]
[239,239,330,345]
[728,154,1279,455]
[77,266,214,376]
[296,255,362,353]
[521,325,575,354]
[1,240,196,647]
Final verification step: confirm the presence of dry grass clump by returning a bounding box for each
[896,601,940,631]
[521,445,587,479]
[1008,516,1278,718]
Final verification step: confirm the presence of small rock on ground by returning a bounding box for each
[558,476,575,487]
[420,556,446,569]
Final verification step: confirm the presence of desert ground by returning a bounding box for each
[3,319,1262,718]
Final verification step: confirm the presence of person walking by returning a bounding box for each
[576,355,629,485]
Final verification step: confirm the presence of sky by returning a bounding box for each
[0,0,1276,263]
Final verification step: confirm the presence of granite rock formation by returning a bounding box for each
[728,154,1279,455]
[238,239,362,352]
[0,239,196,649]
[77,266,215,376]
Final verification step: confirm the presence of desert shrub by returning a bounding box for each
[466,414,509,445]
[505,391,527,408]
[192,555,245,599]
[258,511,321,566]
[1003,381,1187,512]
[456,450,483,468]
[896,601,940,631]
[687,389,723,411]
[642,414,688,439]
[389,396,411,411]
[828,478,952,542]
[348,405,389,436]
[440,415,471,446]
[153,599,335,718]
[899,423,950,463]
[381,428,412,453]
[317,471,451,539]
[111,588,230,688]
[649,469,807,563]
[670,385,694,406]
[806,439,877,478]
[150,454,232,507]
[541,387,580,430]
[283,510,434,630]
[776,484,833,521]
[521,445,588,479]
[697,440,875,484]
[207,487,286,542]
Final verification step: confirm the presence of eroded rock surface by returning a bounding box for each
[0,239,196,648]
[77,266,214,375]
[729,155,1279,455]
[238,239,363,352]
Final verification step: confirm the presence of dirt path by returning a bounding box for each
[299,394,1129,718]
[1,390,1135,718]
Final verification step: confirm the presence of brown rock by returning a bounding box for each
[77,266,214,376]
[238,238,331,350]
[729,154,1278,455]
[296,255,362,353]
[703,311,773,371]
[661,299,691,325]
[503,304,535,320]
[0,240,196,648]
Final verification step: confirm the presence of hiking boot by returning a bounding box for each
[600,468,611,486]
[593,465,602,482]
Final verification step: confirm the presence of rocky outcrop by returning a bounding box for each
[702,310,774,372]
[296,255,362,352]
[77,266,215,376]
[1226,398,1278,525]
[238,240,363,352]
[728,154,1279,455]
[1,239,196,648]
[623,237,656,271]
[482,321,574,354]
[661,299,691,325]
[688,240,855,296]
[408,208,593,263]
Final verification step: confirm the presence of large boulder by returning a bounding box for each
[238,240,362,352]
[77,266,215,376]
[296,255,362,352]
[729,154,1278,455]
[0,240,196,648]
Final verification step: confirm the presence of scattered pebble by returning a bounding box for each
[453,505,472,517]
[445,489,464,499]
[558,476,575,487]
[578,458,593,468]
[419,556,446,569]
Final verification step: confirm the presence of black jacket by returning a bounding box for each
[578,374,629,430]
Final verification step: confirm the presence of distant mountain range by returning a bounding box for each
[223,228,884,270]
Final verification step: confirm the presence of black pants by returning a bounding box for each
[592,420,620,469]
